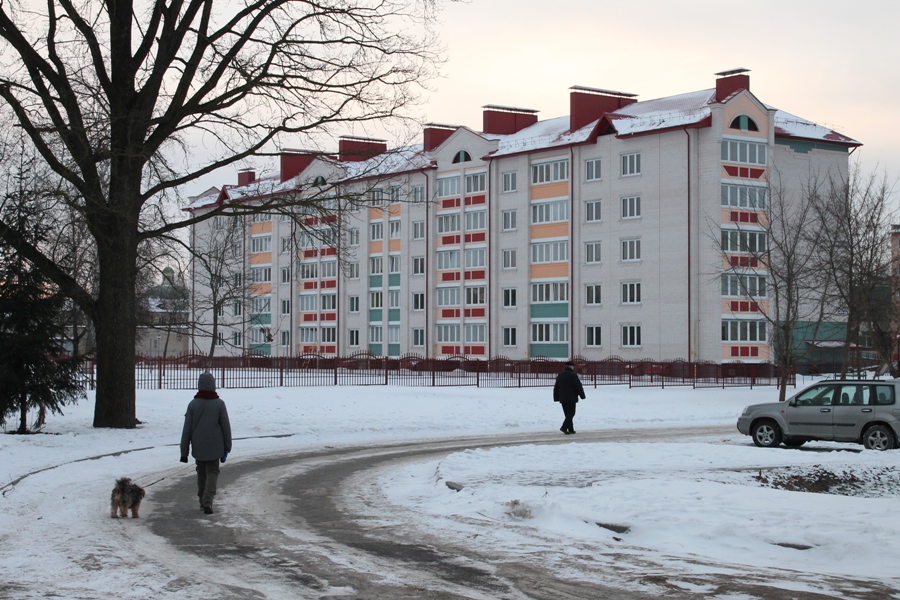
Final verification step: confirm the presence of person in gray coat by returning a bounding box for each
[554,361,586,434]
[180,372,232,514]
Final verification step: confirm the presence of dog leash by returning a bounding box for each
[142,464,195,488]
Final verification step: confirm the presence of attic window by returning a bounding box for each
[452,150,471,164]
[313,175,326,186]
[730,115,759,132]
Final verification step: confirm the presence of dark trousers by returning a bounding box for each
[560,401,577,433]
[195,459,220,507]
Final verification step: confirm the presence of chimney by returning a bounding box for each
[715,68,751,102]
[423,123,456,152]
[339,136,388,162]
[569,86,638,133]
[482,105,538,135]
[279,150,316,182]
[237,169,256,186]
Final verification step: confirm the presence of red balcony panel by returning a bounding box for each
[321,247,336,256]
[724,165,739,177]
[751,303,759,312]
[303,281,318,289]
[323,215,337,223]
[740,346,750,357]
[469,345,485,355]
[441,272,457,282]
[441,345,461,355]
[304,249,318,258]
[322,279,337,288]
[302,313,318,322]
[322,345,336,353]
[731,346,740,357]
[441,309,456,318]
[750,213,758,223]
[730,211,738,222]
[750,168,765,179]
[304,217,318,226]
[302,345,316,353]
[751,346,759,357]
[321,312,336,321]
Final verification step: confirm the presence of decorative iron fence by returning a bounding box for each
[82,353,798,391]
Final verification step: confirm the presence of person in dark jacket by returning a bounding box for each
[554,361,586,434]
[180,372,232,514]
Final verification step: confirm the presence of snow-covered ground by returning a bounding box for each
[2,377,899,598]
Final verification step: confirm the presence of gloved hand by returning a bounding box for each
[220,451,229,464]
[180,456,188,463]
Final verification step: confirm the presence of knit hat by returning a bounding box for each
[198,372,216,392]
[565,361,575,367]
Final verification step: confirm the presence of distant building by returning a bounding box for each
[137,266,191,357]
[186,70,858,362]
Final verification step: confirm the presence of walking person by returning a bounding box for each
[554,360,586,434]
[180,372,232,514]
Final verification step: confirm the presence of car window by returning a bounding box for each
[836,384,870,405]
[874,385,896,405]
[794,385,836,406]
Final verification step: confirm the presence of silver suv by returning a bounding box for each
[736,380,900,450]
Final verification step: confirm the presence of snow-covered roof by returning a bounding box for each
[489,116,597,158]
[770,108,860,146]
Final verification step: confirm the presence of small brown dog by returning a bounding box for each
[110,477,145,518]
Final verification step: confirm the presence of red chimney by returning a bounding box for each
[482,105,538,135]
[715,69,751,102]
[339,136,388,162]
[569,86,638,132]
[279,151,316,182]
[423,124,456,152]
[237,169,256,186]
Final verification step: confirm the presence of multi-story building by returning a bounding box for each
[186,70,859,362]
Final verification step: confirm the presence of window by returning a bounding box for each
[621,152,641,176]
[465,210,486,231]
[251,266,272,283]
[436,324,460,342]
[465,323,486,343]
[389,290,400,309]
[370,222,383,241]
[413,256,425,275]
[233,331,242,346]
[281,299,290,315]
[250,212,271,223]
[232,272,243,287]
[348,262,359,279]
[321,293,337,310]
[348,295,359,313]
[281,236,291,254]
[586,326,601,347]
[280,330,290,347]
[452,150,471,164]
[436,249,460,270]
[369,256,383,274]
[721,319,767,342]
[465,173,486,194]
[465,248,486,268]
[502,288,517,308]
[532,159,569,184]
[437,176,460,198]
[622,282,641,304]
[585,241,601,264]
[721,229,766,253]
[298,294,317,312]
[250,296,270,314]
[621,238,641,261]
[436,286,460,307]
[436,213,460,233]
[281,266,291,284]
[622,324,642,347]
[298,231,315,248]
[369,292,383,308]
[586,284,601,305]
[531,322,568,343]
[412,328,425,347]
[388,325,400,345]
[721,139,767,165]
[721,184,767,209]
[729,115,760,132]
[389,255,401,274]
[369,188,384,206]
[722,274,767,297]
[413,186,425,204]
[531,199,568,224]
[585,200,601,222]
[216,332,224,346]
[585,158,601,181]
[621,195,641,218]
[503,326,517,347]
[250,236,271,253]
[412,221,425,240]
[502,249,517,269]
[348,329,359,347]
[502,171,517,192]
[531,240,568,264]
[299,263,317,280]
[532,282,568,303]
[233,301,242,316]
[369,326,383,343]
[465,286,486,305]
[502,210,516,231]
[321,326,336,343]
[389,185,401,204]
[216,305,224,318]
[389,220,401,239]
[412,292,425,310]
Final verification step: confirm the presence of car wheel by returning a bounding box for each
[751,420,783,448]
[862,424,896,451]
[783,437,806,448]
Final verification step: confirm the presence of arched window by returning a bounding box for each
[730,115,759,132]
[313,175,326,186]
[452,150,471,164]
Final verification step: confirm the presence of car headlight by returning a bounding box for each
[741,406,752,416]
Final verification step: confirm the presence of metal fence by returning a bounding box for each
[95,353,796,391]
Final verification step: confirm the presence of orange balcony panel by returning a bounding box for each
[250,222,272,235]
[250,252,272,265]
[389,239,401,253]
[369,241,382,255]
[530,181,568,200]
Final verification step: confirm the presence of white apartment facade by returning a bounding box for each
[187,70,859,362]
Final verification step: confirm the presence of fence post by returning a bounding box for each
[476,366,480,388]
[158,356,163,390]
[431,360,436,387]
[221,364,226,390]
[279,357,284,387]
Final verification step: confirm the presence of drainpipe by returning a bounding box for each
[683,126,692,362]
[569,145,576,360]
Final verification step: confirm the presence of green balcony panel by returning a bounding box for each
[530,303,569,319]
[388,343,400,357]
[388,308,401,322]
[250,313,272,325]
[389,274,400,287]
[530,343,569,359]
[368,343,383,356]
[369,309,383,322]
[369,275,383,288]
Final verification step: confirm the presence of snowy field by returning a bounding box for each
[2,377,900,598]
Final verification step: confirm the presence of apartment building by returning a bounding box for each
[186,70,859,362]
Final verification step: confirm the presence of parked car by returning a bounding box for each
[736,380,900,450]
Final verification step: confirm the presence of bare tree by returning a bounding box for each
[0,0,443,427]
